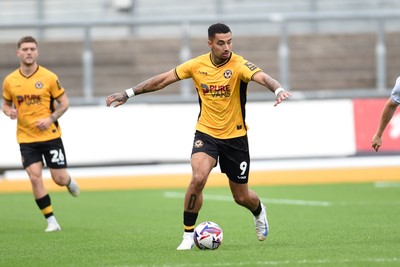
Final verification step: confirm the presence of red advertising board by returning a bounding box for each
[353,98,400,152]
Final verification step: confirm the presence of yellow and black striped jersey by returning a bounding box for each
[175,52,262,139]
[3,66,65,144]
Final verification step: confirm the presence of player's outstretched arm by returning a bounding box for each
[252,72,291,106]
[106,70,178,108]
[371,98,398,152]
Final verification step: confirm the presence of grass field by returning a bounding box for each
[0,182,399,267]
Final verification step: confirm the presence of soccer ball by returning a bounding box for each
[193,221,223,250]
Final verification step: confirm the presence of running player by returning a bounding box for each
[2,36,80,232]
[106,23,291,249]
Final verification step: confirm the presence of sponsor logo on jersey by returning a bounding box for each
[199,84,231,98]
[16,95,42,106]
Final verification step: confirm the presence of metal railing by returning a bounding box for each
[1,10,400,104]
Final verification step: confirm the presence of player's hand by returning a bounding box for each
[274,90,292,107]
[106,91,129,108]
[371,134,382,152]
[35,117,52,131]
[8,108,18,120]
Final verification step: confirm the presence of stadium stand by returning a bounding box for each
[1,0,400,103]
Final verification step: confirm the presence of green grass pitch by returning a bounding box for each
[0,182,399,267]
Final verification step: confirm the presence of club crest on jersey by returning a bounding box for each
[194,139,204,148]
[35,81,43,89]
[223,69,232,79]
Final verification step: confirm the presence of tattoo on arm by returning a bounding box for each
[187,194,197,211]
[265,76,280,91]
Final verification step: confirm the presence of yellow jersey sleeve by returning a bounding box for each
[3,79,12,101]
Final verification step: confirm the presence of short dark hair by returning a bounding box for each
[17,36,37,48]
[208,23,231,39]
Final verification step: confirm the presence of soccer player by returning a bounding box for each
[372,76,400,152]
[2,36,80,232]
[106,23,291,250]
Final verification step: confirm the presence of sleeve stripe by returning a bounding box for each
[173,68,182,81]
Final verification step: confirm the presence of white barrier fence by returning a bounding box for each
[0,99,356,168]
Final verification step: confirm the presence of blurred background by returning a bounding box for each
[1,0,400,176]
[1,0,400,104]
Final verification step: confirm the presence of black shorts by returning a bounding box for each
[19,138,68,169]
[191,131,250,184]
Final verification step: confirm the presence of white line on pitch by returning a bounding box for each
[117,256,400,267]
[375,181,400,188]
[164,192,332,206]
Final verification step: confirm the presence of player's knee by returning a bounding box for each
[29,174,43,186]
[190,173,207,191]
[52,174,69,186]
[232,195,247,206]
